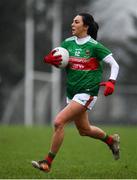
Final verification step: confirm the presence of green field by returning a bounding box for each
[0,125,137,179]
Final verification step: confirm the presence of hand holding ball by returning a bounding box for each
[53,47,69,68]
[44,47,69,68]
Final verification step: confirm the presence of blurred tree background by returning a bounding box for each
[0,0,137,124]
[0,1,25,120]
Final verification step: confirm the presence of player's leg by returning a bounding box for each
[49,100,86,153]
[74,111,107,139]
[71,93,108,139]
[71,93,120,160]
[32,100,87,172]
[74,112,120,160]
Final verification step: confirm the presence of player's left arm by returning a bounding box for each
[103,54,119,81]
[100,54,119,96]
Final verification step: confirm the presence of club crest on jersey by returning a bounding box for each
[85,50,90,56]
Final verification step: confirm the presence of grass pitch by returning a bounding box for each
[0,125,137,179]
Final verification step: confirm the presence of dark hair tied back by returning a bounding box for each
[79,13,99,40]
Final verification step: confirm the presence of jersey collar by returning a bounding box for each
[75,35,91,45]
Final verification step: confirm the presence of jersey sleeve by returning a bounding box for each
[94,42,112,61]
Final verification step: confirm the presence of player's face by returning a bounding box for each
[71,15,88,38]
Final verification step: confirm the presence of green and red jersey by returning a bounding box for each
[61,36,112,99]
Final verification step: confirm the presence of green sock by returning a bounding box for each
[101,134,113,145]
[101,134,109,142]
[45,151,56,166]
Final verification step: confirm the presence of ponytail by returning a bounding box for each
[89,21,99,40]
[79,13,99,40]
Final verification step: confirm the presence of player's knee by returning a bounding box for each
[54,120,63,130]
[54,115,65,130]
[78,129,87,136]
[77,127,91,136]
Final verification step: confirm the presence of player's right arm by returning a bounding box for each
[44,50,62,67]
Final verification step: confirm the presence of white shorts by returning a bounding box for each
[66,93,97,110]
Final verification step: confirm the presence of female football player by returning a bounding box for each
[32,13,120,172]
